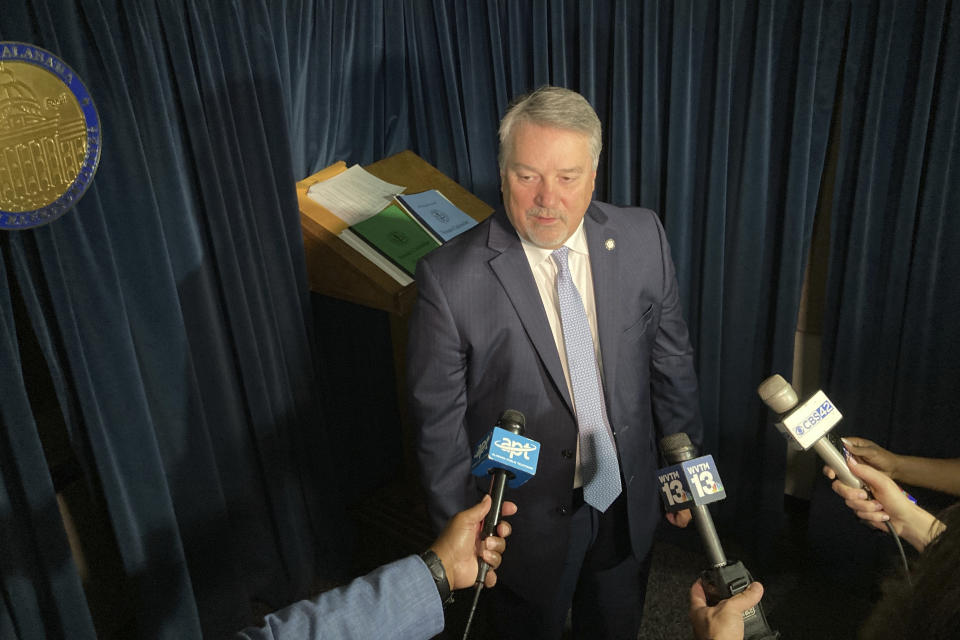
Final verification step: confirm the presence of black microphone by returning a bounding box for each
[476,408,526,581]
[660,433,779,640]
[462,409,540,640]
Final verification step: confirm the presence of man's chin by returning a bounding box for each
[527,229,568,249]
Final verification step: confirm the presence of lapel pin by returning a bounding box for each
[605,238,616,251]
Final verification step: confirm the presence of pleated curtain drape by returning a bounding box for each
[808,0,960,587]
[1,1,957,638]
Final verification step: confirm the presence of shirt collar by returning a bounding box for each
[518,219,588,271]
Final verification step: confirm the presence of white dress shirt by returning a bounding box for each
[519,221,605,489]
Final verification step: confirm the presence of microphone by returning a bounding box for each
[757,375,913,580]
[462,409,540,640]
[660,433,779,640]
[756,374,861,490]
[660,433,728,567]
[470,409,539,577]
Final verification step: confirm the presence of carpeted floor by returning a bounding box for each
[337,479,893,639]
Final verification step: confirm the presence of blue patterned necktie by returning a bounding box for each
[552,246,622,512]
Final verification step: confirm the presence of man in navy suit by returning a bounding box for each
[407,86,703,639]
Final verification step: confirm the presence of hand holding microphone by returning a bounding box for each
[429,494,517,591]
[690,578,766,640]
[659,433,779,639]
[826,455,945,552]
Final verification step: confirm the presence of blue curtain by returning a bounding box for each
[1,2,342,638]
[809,0,960,586]
[824,0,960,471]
[2,1,957,638]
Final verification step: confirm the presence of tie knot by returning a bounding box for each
[551,246,571,273]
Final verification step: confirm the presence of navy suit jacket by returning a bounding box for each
[407,201,702,601]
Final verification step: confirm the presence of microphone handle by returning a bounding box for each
[483,469,509,535]
[813,438,863,489]
[477,470,509,583]
[692,503,727,568]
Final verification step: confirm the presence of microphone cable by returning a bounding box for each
[461,582,483,640]
[886,521,912,586]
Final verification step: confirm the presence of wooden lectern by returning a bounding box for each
[298,151,494,482]
[298,150,493,316]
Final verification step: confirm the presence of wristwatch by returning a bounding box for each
[419,549,454,606]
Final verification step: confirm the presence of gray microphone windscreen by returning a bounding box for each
[660,432,697,463]
[757,374,799,414]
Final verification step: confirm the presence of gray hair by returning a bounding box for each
[498,86,602,172]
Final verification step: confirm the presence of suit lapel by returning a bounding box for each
[487,210,573,412]
[584,204,621,407]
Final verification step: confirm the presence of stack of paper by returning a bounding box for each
[306,165,405,226]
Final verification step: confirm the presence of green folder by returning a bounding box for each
[350,203,441,277]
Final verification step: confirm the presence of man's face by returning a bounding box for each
[501,122,597,249]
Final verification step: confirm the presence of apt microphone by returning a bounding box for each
[462,409,540,640]
[470,408,539,576]
[660,433,779,640]
[756,374,862,490]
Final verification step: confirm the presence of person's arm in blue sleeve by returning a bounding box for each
[237,496,516,640]
[238,555,441,640]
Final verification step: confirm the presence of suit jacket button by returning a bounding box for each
[557,505,569,515]
[561,449,574,459]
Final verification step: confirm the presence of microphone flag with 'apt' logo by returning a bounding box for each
[471,426,539,487]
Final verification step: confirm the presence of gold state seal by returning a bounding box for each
[0,42,101,230]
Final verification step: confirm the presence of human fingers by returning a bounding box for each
[483,533,506,554]
[847,456,897,494]
[841,438,897,474]
[724,582,764,613]
[495,519,512,539]
[689,579,708,609]
[851,505,890,525]
[841,490,885,513]
[479,546,502,571]
[500,500,518,517]
[823,464,838,480]
[667,509,693,528]
[831,478,869,502]
[453,494,492,531]
[840,436,876,450]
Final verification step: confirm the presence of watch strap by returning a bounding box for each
[419,549,453,606]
